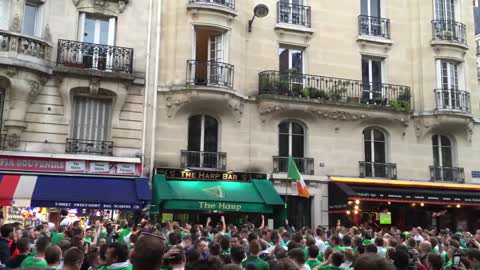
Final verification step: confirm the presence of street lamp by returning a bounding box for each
[248,4,269,32]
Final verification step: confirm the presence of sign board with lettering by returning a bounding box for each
[31,200,143,210]
[155,168,267,182]
[163,200,273,213]
[0,156,141,177]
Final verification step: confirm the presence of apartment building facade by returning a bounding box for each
[150,0,480,229]
[0,0,155,218]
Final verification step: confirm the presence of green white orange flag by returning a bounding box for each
[287,157,310,198]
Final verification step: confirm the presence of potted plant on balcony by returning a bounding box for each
[439,30,453,40]
[328,82,348,101]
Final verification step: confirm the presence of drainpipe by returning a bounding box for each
[141,0,154,175]
[148,0,162,177]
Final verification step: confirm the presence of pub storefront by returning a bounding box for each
[329,177,480,231]
[152,168,285,227]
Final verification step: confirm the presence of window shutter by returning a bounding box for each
[72,96,112,142]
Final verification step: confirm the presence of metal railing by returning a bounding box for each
[272,156,314,175]
[429,166,464,183]
[56,39,134,74]
[277,2,311,27]
[477,41,480,55]
[65,138,113,156]
[181,150,227,170]
[258,71,411,109]
[186,60,234,89]
[434,89,470,113]
[358,15,391,39]
[189,0,235,9]
[359,161,397,179]
[0,30,52,60]
[432,20,467,45]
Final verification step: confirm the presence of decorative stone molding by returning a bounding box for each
[27,81,41,103]
[43,24,52,43]
[259,103,285,116]
[6,67,17,78]
[6,133,20,148]
[89,77,100,96]
[226,96,244,123]
[9,14,21,32]
[165,93,193,118]
[413,115,474,144]
[315,109,368,121]
[72,0,129,15]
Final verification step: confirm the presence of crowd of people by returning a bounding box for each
[1,213,480,270]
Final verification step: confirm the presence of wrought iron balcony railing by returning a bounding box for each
[273,156,314,175]
[65,138,113,156]
[259,71,411,111]
[277,2,311,27]
[56,39,134,74]
[181,150,227,170]
[189,0,235,9]
[0,30,52,60]
[359,161,397,179]
[429,166,464,183]
[358,15,391,39]
[434,89,470,113]
[186,60,234,89]
[432,20,467,45]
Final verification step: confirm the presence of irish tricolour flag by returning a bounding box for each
[287,157,310,198]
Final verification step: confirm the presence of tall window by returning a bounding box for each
[438,60,459,90]
[279,121,305,158]
[361,0,380,17]
[362,56,383,101]
[435,0,455,20]
[279,0,306,26]
[187,115,219,168]
[0,0,9,30]
[432,135,453,181]
[72,96,113,142]
[279,46,303,74]
[436,60,465,110]
[23,0,43,36]
[363,128,386,177]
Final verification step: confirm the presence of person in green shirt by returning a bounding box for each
[20,237,49,268]
[51,225,66,245]
[106,242,132,270]
[330,235,345,253]
[306,245,322,269]
[45,245,62,270]
[242,239,269,270]
[313,252,345,270]
[84,227,94,244]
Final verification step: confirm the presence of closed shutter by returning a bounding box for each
[72,96,112,142]
[0,0,10,30]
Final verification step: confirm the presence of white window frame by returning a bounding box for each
[0,0,10,30]
[71,95,113,142]
[22,0,44,37]
[433,0,460,21]
[78,13,116,45]
[278,121,305,158]
[362,56,385,99]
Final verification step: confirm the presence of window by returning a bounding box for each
[22,0,43,36]
[72,96,113,142]
[435,60,466,110]
[363,128,386,177]
[78,13,116,45]
[437,60,459,90]
[475,0,480,35]
[434,0,455,20]
[279,46,303,74]
[432,135,453,181]
[278,0,309,26]
[279,121,305,158]
[0,0,9,30]
[361,0,380,17]
[187,115,219,168]
[360,0,388,38]
[361,56,383,101]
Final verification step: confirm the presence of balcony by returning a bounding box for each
[0,30,52,73]
[431,20,467,47]
[258,71,411,112]
[358,15,390,39]
[277,2,311,28]
[186,60,234,89]
[359,162,397,179]
[272,156,314,175]
[65,138,113,156]
[180,150,227,170]
[429,166,464,183]
[189,0,234,9]
[434,89,470,113]
[56,39,133,75]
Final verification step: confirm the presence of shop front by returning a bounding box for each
[329,177,480,231]
[0,154,151,225]
[152,168,285,226]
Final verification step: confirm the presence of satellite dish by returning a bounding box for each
[254,4,269,18]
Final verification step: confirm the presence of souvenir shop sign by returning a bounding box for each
[156,168,267,182]
[0,156,141,176]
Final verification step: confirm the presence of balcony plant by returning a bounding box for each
[439,30,453,40]
[328,82,349,101]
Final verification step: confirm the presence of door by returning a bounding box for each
[187,115,219,168]
[78,13,116,70]
[361,0,381,35]
[432,135,453,181]
[279,0,304,25]
[278,121,305,172]
[362,57,383,103]
[279,47,304,95]
[438,60,460,109]
[208,33,224,85]
[363,128,387,177]
[434,0,455,37]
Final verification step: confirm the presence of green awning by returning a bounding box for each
[151,175,284,213]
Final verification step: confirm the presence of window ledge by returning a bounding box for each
[53,66,135,81]
[187,2,237,17]
[275,23,314,34]
[357,35,393,46]
[431,40,468,50]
